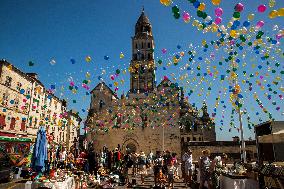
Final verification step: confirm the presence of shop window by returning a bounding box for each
[5,76,12,87]
[10,117,16,130]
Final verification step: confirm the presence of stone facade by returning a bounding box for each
[0,60,81,149]
[86,10,216,156]
[182,141,257,162]
[66,110,82,150]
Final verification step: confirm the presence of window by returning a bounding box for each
[141,42,143,48]
[193,137,196,141]
[20,120,26,131]
[187,137,190,142]
[10,117,16,130]
[148,53,151,60]
[26,88,31,95]
[2,92,9,106]
[199,137,202,141]
[181,137,184,143]
[34,118,38,128]
[16,82,22,91]
[135,43,138,49]
[148,43,151,48]
[5,76,12,87]
[194,124,197,131]
[14,98,19,108]
[29,117,32,127]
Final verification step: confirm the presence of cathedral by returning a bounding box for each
[86,9,216,156]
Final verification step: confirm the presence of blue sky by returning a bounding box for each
[0,0,283,140]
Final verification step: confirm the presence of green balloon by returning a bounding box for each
[233,12,240,18]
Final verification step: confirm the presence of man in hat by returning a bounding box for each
[182,148,193,187]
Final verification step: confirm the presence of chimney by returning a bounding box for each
[27,73,38,79]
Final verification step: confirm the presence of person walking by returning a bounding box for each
[182,149,193,187]
[138,151,147,185]
[199,149,212,189]
[167,160,177,188]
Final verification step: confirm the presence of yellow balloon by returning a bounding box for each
[247,13,255,21]
[119,52,124,59]
[198,24,203,30]
[193,19,199,26]
[198,3,206,11]
[230,30,237,38]
[211,0,221,6]
[85,56,91,62]
[160,0,172,6]
[114,82,118,87]
[278,8,284,16]
[269,10,278,18]
[202,40,207,46]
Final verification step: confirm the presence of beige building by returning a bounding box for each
[0,60,80,150]
[86,10,216,156]
[66,110,82,150]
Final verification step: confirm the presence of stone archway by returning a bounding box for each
[122,138,139,153]
[125,143,137,153]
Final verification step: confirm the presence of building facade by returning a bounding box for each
[86,10,216,156]
[0,60,80,152]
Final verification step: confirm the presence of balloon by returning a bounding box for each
[248,13,255,21]
[172,5,180,19]
[182,12,190,23]
[85,56,91,62]
[233,12,240,18]
[198,3,206,11]
[205,16,212,23]
[160,0,172,6]
[110,75,115,80]
[211,0,221,6]
[50,59,56,65]
[278,8,284,16]
[193,1,200,8]
[234,3,244,12]
[161,48,167,54]
[243,21,250,27]
[257,4,266,13]
[268,10,278,18]
[215,7,223,16]
[256,21,265,28]
[70,58,76,64]
[119,52,124,59]
[215,17,222,24]
[269,0,276,8]
[104,55,109,60]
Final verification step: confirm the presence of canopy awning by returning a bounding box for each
[0,136,32,142]
[258,133,284,143]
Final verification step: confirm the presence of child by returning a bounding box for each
[167,161,177,188]
[157,169,167,187]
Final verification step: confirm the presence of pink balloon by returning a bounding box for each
[182,12,190,19]
[215,7,223,16]
[215,17,222,24]
[256,20,265,28]
[257,4,266,13]
[234,3,244,12]
[110,75,115,80]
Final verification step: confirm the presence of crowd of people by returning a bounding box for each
[44,144,229,189]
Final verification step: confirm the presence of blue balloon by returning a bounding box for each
[193,1,200,8]
[177,45,181,49]
[198,57,202,60]
[104,55,109,60]
[70,58,76,64]
[175,54,180,59]
[243,21,250,27]
[233,20,240,27]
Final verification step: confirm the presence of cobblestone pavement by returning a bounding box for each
[0,178,28,189]
[115,166,190,189]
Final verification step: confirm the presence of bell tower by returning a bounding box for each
[130,8,155,93]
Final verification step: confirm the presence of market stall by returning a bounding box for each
[220,173,259,189]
